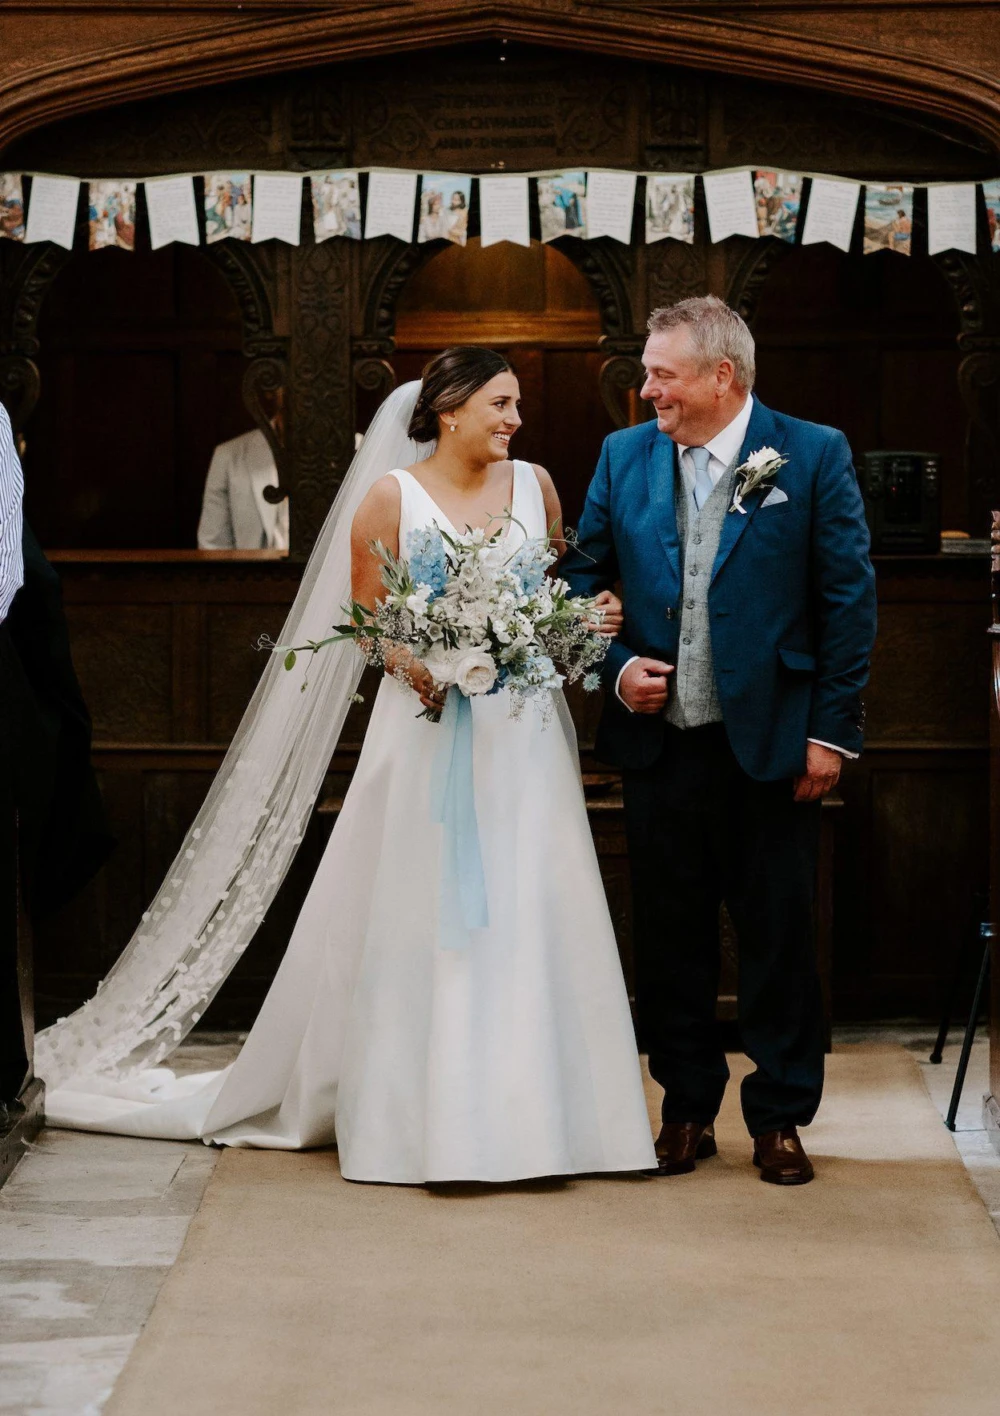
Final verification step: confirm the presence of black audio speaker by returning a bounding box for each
[858,451,941,554]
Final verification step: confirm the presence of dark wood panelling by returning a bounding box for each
[205,603,287,742]
[63,603,174,741]
[4,41,996,1033]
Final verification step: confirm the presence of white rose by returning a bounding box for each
[455,649,498,696]
[745,446,779,472]
[420,648,460,686]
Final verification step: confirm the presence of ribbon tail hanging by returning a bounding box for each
[429,688,489,950]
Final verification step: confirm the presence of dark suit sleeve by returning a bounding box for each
[560,435,636,690]
[807,430,877,754]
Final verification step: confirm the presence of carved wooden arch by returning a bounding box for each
[932,250,1000,508]
[0,237,289,498]
[2,6,999,155]
[353,231,635,408]
[726,239,796,331]
[203,242,290,501]
[0,241,71,434]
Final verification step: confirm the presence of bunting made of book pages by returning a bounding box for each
[0,174,25,241]
[7,164,1000,259]
[863,183,913,256]
[478,174,530,247]
[801,176,860,253]
[365,170,418,242]
[145,175,200,250]
[88,180,137,252]
[983,179,1000,252]
[204,172,252,243]
[754,171,802,243]
[586,170,636,243]
[251,173,303,245]
[310,171,362,242]
[538,171,587,242]
[702,169,757,243]
[926,183,977,256]
[645,174,695,244]
[418,173,472,246]
[24,175,80,249]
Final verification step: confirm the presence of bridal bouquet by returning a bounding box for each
[280,519,610,719]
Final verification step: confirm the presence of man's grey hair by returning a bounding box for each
[647,295,756,391]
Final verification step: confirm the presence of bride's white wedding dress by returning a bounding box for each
[46,458,655,1183]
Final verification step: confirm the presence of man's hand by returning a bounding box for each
[793,742,842,803]
[619,657,674,714]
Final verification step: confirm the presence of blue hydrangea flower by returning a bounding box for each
[406,527,448,598]
[507,542,547,596]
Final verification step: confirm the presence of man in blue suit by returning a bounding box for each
[563,296,876,1185]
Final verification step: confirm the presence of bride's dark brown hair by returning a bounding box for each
[407,347,513,444]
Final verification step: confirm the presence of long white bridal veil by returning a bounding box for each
[37,381,429,1099]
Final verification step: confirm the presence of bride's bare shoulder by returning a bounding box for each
[352,474,402,537]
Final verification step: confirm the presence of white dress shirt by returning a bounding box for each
[614,393,854,759]
[0,405,24,625]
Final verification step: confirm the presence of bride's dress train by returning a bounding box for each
[45,459,656,1182]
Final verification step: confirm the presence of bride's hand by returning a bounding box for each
[385,647,446,714]
[588,590,624,638]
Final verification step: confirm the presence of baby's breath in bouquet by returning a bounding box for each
[278,517,609,721]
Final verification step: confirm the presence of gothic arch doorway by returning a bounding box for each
[360,237,616,528]
[747,243,972,528]
[17,243,285,550]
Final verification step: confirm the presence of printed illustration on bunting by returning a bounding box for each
[754,171,802,242]
[418,174,472,246]
[538,171,587,242]
[984,179,1000,253]
[645,175,695,244]
[863,183,913,256]
[88,181,137,252]
[204,172,252,243]
[311,171,362,242]
[0,174,25,241]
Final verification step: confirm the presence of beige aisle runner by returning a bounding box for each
[105,1046,1000,1416]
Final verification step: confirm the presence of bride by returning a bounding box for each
[39,348,657,1184]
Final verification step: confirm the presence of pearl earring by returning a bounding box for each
[450,423,457,433]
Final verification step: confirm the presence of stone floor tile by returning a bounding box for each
[0,1214,191,1267]
[0,1335,135,1415]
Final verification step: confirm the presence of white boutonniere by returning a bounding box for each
[730,446,788,514]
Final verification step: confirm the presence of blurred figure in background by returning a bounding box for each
[197,388,289,551]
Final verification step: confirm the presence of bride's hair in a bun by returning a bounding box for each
[407,347,513,443]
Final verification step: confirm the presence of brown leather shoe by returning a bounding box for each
[651,1121,717,1176]
[752,1127,814,1185]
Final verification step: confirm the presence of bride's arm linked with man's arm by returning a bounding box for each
[561,437,670,708]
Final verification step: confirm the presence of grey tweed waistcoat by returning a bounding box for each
[664,456,738,730]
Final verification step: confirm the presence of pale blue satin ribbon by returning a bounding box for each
[429,688,489,949]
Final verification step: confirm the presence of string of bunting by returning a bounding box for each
[0,166,998,258]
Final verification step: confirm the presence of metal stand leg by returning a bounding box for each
[945,923,993,1132]
[930,891,988,1064]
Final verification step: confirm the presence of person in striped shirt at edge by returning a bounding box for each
[0,402,27,1128]
[0,407,115,1130]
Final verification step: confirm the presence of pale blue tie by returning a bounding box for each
[690,445,714,511]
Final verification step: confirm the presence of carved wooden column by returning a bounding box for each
[288,240,355,559]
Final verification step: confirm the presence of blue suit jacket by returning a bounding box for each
[561,398,878,780]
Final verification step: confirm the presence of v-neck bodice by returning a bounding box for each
[388,460,541,554]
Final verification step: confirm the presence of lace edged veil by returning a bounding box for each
[37,381,430,1091]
